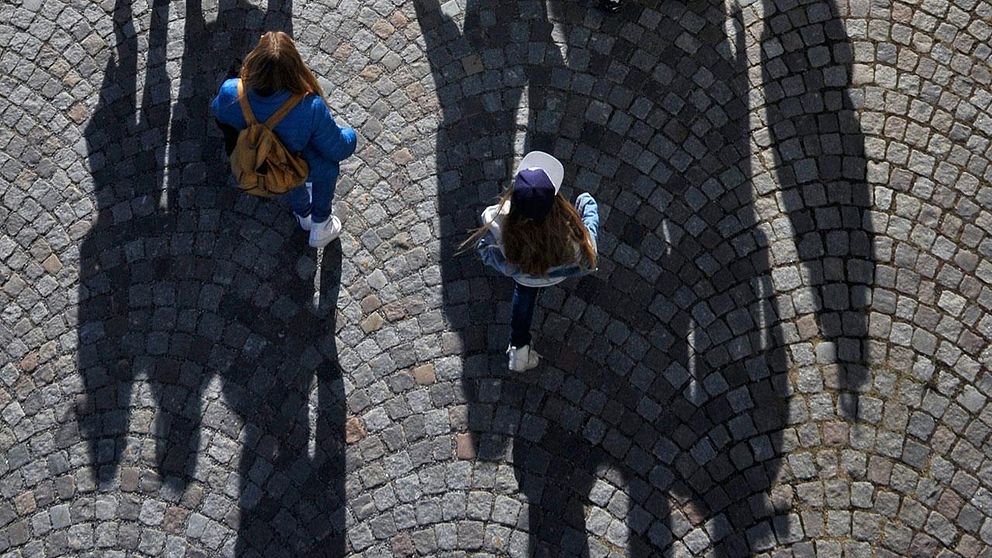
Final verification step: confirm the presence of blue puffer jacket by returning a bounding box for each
[211,78,357,182]
[477,193,600,287]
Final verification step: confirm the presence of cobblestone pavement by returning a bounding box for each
[2,0,992,555]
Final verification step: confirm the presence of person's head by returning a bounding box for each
[240,31,323,97]
[465,152,597,276]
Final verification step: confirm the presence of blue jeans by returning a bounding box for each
[283,163,339,223]
[510,283,540,347]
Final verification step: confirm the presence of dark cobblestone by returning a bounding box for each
[1,0,992,556]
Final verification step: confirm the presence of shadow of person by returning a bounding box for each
[413,0,571,465]
[412,0,852,554]
[759,0,873,421]
[503,2,791,555]
[217,240,346,558]
[78,0,296,490]
[151,0,297,488]
[80,0,347,552]
[78,0,174,487]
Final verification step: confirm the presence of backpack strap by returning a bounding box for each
[263,93,305,128]
[236,79,257,126]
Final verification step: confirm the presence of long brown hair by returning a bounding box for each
[240,31,323,97]
[463,188,597,276]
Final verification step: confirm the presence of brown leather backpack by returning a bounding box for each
[229,80,309,196]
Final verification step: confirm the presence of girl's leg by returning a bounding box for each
[309,162,340,223]
[509,284,540,347]
[284,183,311,217]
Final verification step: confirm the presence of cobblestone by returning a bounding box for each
[0,0,991,555]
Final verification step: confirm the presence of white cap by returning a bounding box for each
[515,151,564,194]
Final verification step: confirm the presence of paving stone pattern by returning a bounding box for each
[1,0,991,556]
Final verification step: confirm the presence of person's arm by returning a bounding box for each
[576,193,599,250]
[477,231,520,277]
[211,80,240,157]
[211,79,238,126]
[309,99,357,161]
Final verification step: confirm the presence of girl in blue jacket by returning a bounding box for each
[467,151,600,371]
[212,32,357,248]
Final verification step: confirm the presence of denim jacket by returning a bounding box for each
[477,193,600,287]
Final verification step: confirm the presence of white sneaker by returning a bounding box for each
[507,344,540,372]
[296,213,312,231]
[309,215,342,248]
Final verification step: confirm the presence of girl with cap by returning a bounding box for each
[212,32,357,248]
[465,151,600,371]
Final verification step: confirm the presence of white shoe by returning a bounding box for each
[309,215,342,248]
[296,213,312,231]
[507,344,540,372]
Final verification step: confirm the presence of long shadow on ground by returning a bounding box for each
[80,1,348,555]
[416,0,870,555]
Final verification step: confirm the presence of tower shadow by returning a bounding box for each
[417,0,868,554]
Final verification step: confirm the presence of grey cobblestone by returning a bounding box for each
[1,0,991,555]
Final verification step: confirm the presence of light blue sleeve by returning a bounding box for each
[477,231,516,276]
[576,193,599,250]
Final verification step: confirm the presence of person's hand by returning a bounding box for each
[575,192,595,210]
[476,232,492,250]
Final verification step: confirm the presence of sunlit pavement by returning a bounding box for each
[2,0,992,556]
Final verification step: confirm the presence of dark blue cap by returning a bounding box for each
[512,168,555,221]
